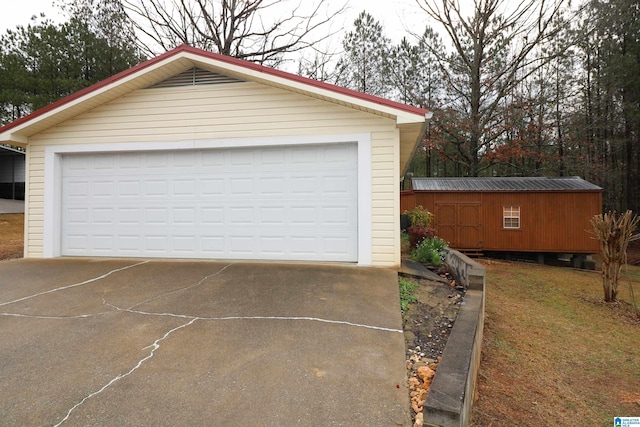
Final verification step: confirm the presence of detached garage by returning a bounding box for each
[0,45,429,267]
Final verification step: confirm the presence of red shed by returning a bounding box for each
[401,177,602,256]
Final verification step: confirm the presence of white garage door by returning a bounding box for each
[60,144,358,261]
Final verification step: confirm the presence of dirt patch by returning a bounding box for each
[402,270,465,359]
[0,214,24,260]
[401,268,466,425]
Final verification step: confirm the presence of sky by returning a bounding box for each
[0,0,432,44]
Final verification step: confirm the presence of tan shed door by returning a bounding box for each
[435,203,482,249]
[60,144,358,261]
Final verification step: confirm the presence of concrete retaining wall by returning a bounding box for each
[423,250,485,427]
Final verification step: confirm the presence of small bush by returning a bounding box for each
[404,205,434,228]
[411,237,449,265]
[407,225,436,249]
[399,277,419,314]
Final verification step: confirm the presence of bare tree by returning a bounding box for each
[416,0,570,176]
[591,210,639,302]
[115,0,345,65]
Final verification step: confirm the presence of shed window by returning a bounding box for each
[503,206,520,229]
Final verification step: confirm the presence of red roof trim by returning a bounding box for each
[0,44,429,134]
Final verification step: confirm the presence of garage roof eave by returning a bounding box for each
[0,45,430,140]
[0,134,28,147]
[399,116,431,177]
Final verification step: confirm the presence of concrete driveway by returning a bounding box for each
[0,198,24,214]
[0,259,410,426]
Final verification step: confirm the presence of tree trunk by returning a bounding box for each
[591,210,639,302]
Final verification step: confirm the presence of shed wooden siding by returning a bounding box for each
[26,82,401,266]
[402,190,601,253]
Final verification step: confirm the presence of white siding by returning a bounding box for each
[27,82,400,266]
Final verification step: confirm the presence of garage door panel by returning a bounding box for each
[259,236,286,255]
[61,144,358,261]
[201,207,224,224]
[291,147,316,164]
[201,236,225,254]
[259,207,286,225]
[260,149,285,165]
[145,208,168,225]
[93,235,114,251]
[118,180,140,197]
[94,155,116,171]
[144,235,168,253]
[201,151,224,166]
[173,179,197,196]
[291,207,317,225]
[93,208,114,224]
[322,206,351,225]
[324,237,353,256]
[118,235,140,252]
[145,152,170,169]
[67,208,89,225]
[118,207,142,224]
[230,178,255,195]
[66,180,90,199]
[259,177,286,194]
[173,207,196,224]
[119,152,144,169]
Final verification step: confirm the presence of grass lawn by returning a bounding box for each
[0,214,24,260]
[472,259,640,426]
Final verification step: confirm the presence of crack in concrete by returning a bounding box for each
[53,318,198,427]
[111,263,403,333]
[0,260,150,308]
[0,262,232,320]
[107,303,404,333]
[0,311,112,320]
[127,262,236,310]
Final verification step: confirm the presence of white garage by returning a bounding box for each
[0,45,429,267]
[60,144,358,261]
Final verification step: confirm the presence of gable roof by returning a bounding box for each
[0,45,430,170]
[412,177,602,192]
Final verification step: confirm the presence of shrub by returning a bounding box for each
[407,225,436,249]
[404,205,434,228]
[411,237,449,265]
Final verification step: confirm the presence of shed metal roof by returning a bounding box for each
[411,176,602,192]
